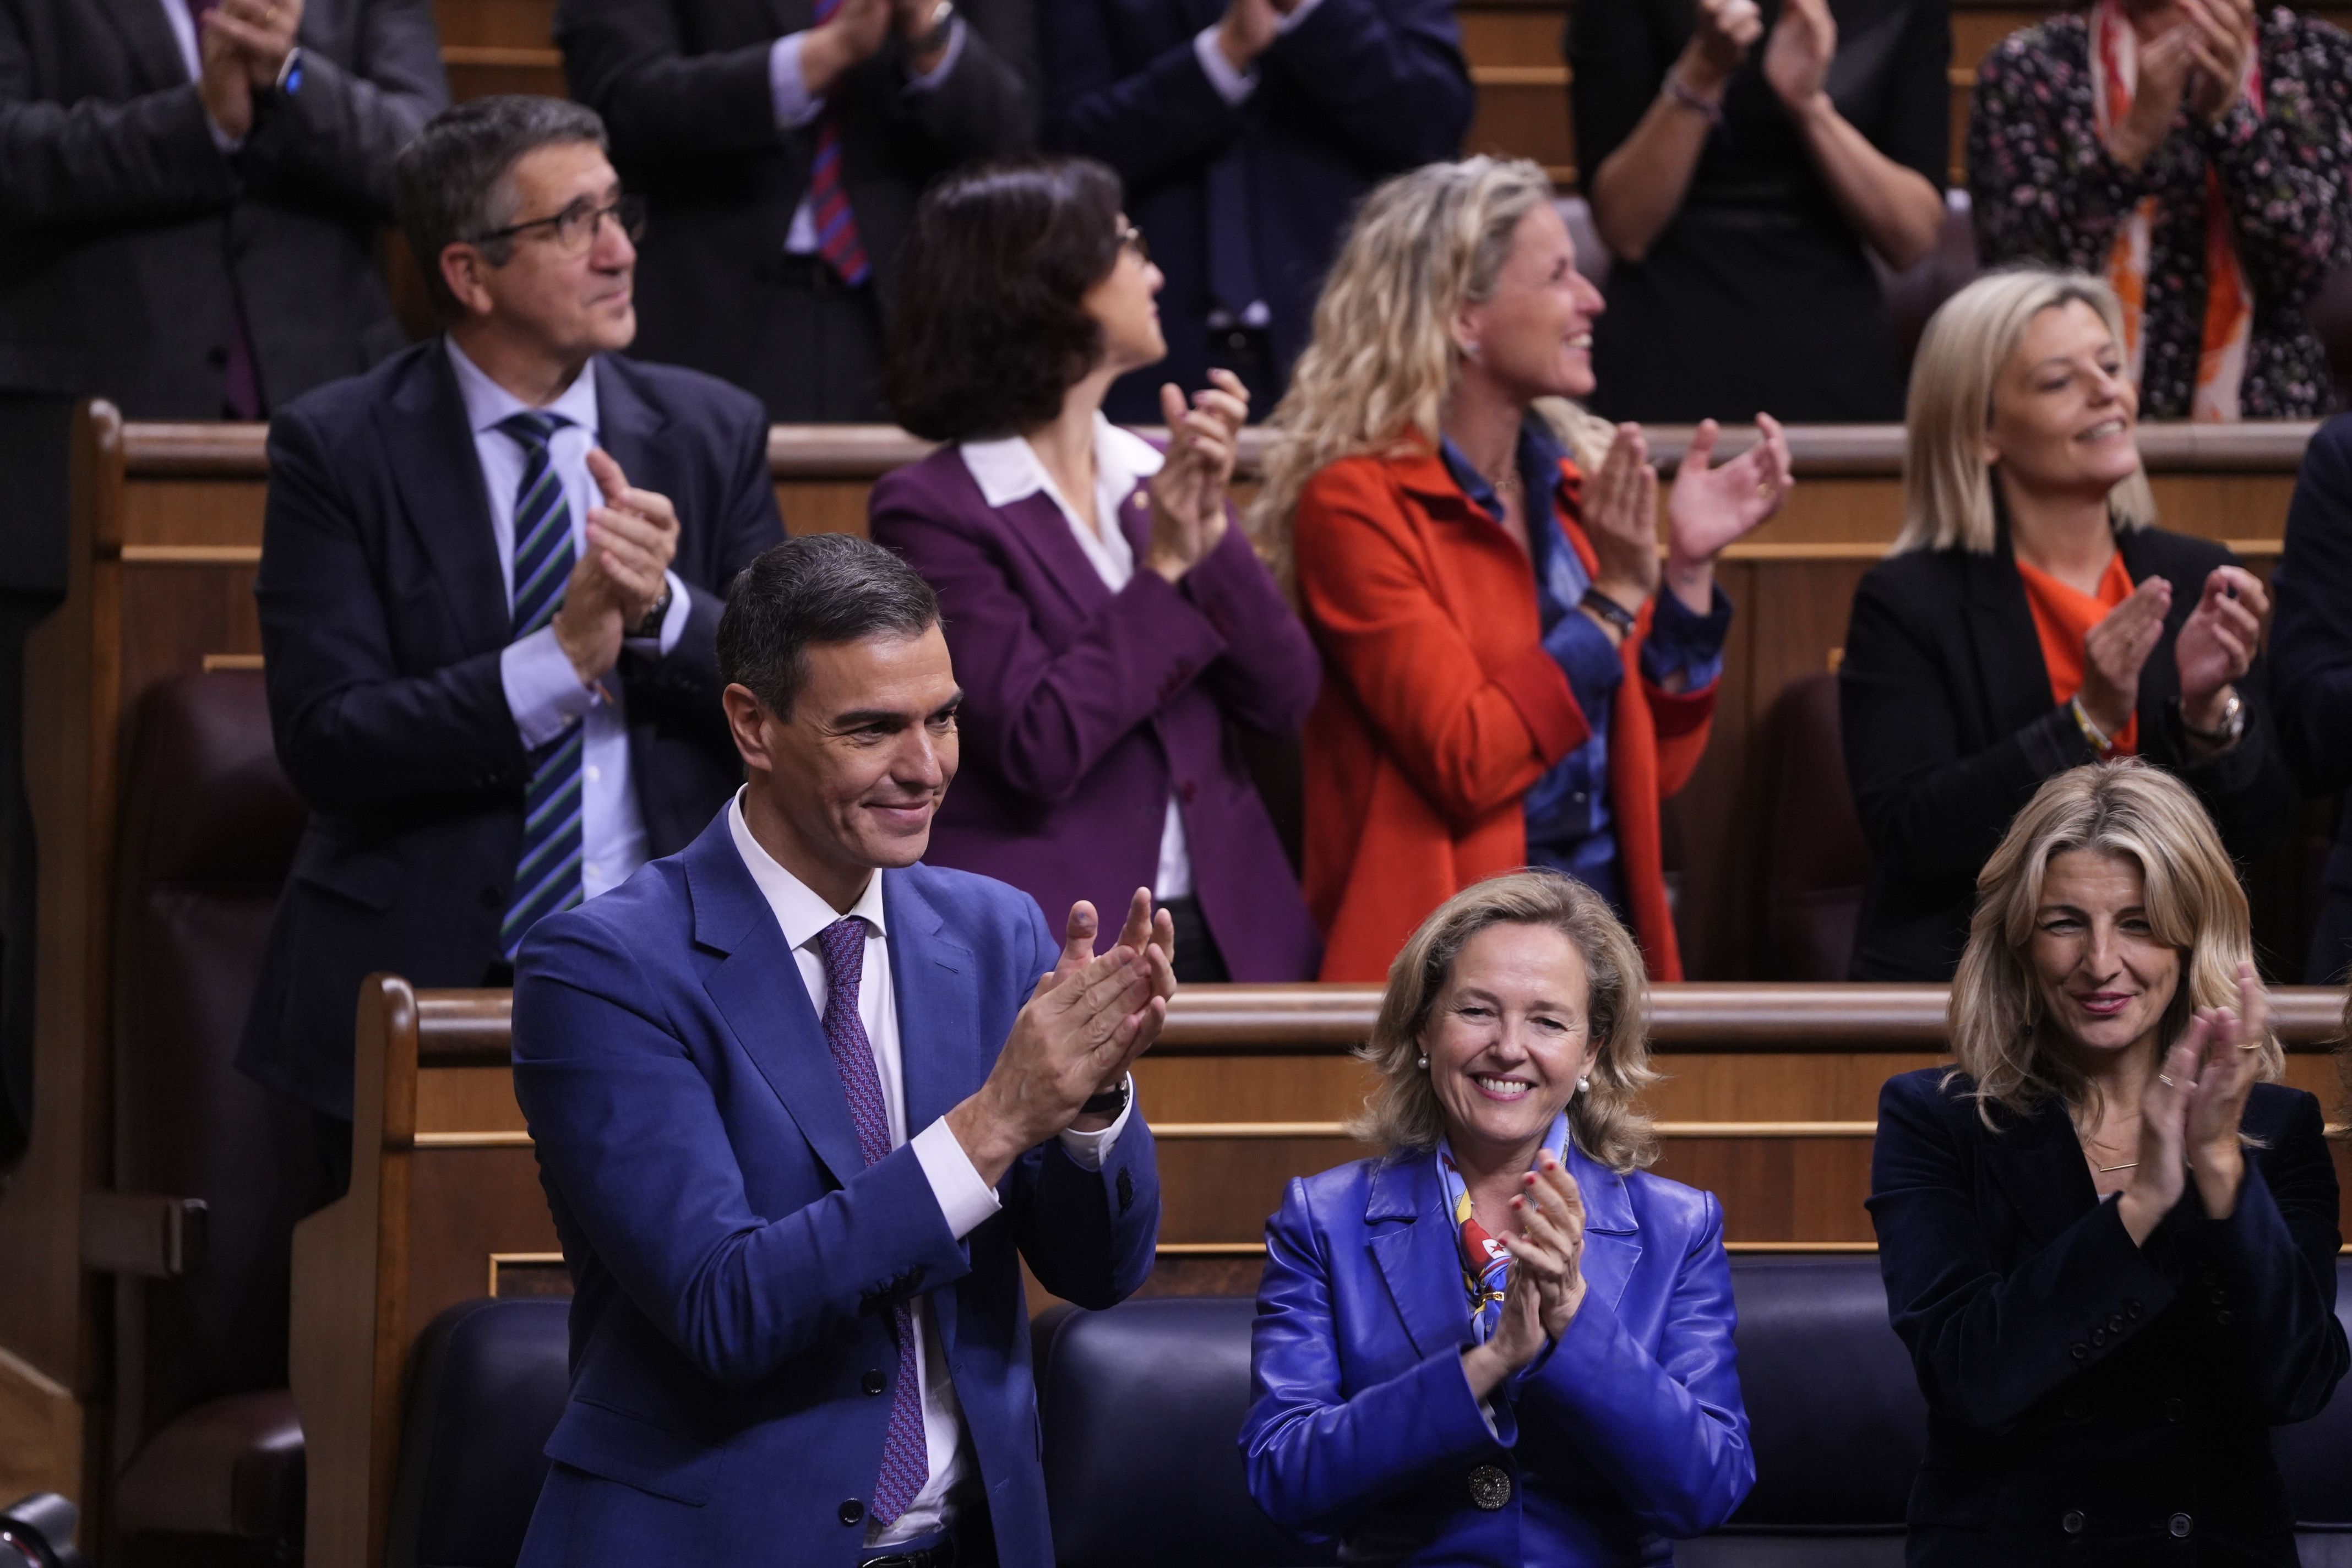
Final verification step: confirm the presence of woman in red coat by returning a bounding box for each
[1253,156,1795,982]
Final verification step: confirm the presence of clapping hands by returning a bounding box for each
[196,0,304,139]
[2119,962,2267,1243]
[552,449,682,687]
[1463,1151,1588,1398]
[1145,369,1248,584]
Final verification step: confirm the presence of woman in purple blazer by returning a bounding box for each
[870,157,1322,982]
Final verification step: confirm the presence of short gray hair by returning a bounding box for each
[394,96,609,322]
[717,535,941,719]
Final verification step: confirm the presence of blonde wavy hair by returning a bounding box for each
[1248,157,1615,581]
[1349,870,1660,1173]
[1896,268,2156,556]
[1950,761,2279,1127]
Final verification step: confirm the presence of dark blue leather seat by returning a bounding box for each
[386,1260,2352,1568]
[386,1298,571,1568]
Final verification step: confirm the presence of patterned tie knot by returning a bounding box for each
[498,409,568,456]
[818,917,867,1011]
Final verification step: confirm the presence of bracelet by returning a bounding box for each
[1662,69,1725,127]
[1580,586,1638,640]
[2068,693,2116,759]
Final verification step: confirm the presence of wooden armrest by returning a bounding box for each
[81,1192,207,1278]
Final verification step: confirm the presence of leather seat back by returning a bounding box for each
[388,1298,573,1568]
[1762,671,1871,979]
[2274,1259,2352,1527]
[108,670,319,1467]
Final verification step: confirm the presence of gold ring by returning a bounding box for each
[2158,1073,2179,1087]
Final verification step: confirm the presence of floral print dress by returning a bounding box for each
[1968,9,2352,418]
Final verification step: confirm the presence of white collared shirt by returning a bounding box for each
[724,792,1132,1544]
[959,416,1194,899]
[445,337,691,901]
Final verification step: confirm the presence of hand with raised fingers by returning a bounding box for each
[2118,1026,2206,1244]
[1583,422,1661,620]
[2180,0,2257,124]
[2174,565,2264,737]
[1681,0,1765,97]
[207,0,303,90]
[1511,1148,1589,1341]
[583,449,681,628]
[2111,24,2197,167]
[1762,0,1837,116]
[2182,960,2265,1217]
[2077,576,2171,737]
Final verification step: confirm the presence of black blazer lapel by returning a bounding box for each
[1963,536,2060,741]
[376,340,509,656]
[682,820,868,1187]
[96,0,192,90]
[1365,1152,1476,1362]
[1978,1095,2099,1256]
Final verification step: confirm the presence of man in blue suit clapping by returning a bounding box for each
[511,533,1171,1568]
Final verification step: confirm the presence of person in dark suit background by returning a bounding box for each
[1869,762,2345,1565]
[0,0,448,417]
[1041,0,1472,423]
[239,97,783,1189]
[870,158,1322,984]
[1841,269,2292,982]
[557,0,1036,422]
[512,533,1168,1567]
[2266,413,2352,984]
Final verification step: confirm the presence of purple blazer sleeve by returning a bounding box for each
[869,460,1309,803]
[1179,519,1322,735]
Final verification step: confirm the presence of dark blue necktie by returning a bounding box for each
[498,410,585,957]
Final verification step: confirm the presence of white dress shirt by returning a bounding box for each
[444,338,692,900]
[724,792,1133,1545]
[766,26,967,257]
[158,0,244,151]
[959,417,1195,899]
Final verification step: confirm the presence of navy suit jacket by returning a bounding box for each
[1868,1070,2346,1563]
[510,814,1162,1568]
[2268,412,2352,982]
[1041,0,1472,422]
[239,340,782,1120]
[1242,1141,1754,1565]
[869,443,1323,981]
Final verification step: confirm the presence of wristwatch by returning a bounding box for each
[1080,1076,1130,1119]
[631,581,673,639]
[2180,689,2246,749]
[273,46,303,96]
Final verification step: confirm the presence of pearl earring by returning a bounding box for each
[1577,1076,1591,1093]
[1416,1054,1429,1070]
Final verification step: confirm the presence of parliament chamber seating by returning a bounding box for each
[91,671,319,1564]
[1760,672,1869,982]
[372,1258,2352,1568]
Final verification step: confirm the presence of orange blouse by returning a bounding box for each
[2016,552,2139,755]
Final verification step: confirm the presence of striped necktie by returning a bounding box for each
[498,410,586,958]
[816,918,930,1527]
[806,0,872,287]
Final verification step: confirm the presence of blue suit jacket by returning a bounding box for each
[1039,0,1472,423]
[509,812,1162,1568]
[1242,1141,1754,1566]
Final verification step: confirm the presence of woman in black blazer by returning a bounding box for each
[1841,269,2294,981]
[1870,763,2345,1566]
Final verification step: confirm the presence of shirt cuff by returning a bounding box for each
[206,115,245,154]
[1054,1075,1136,1171]
[769,32,826,128]
[1640,582,1732,689]
[1192,25,1256,106]
[903,15,965,91]
[1544,604,1628,710]
[622,570,691,656]
[500,626,597,751]
[912,1117,1003,1240]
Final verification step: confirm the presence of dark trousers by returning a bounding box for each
[1163,893,1229,985]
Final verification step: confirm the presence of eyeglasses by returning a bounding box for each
[471,194,648,256]
[1118,224,1150,264]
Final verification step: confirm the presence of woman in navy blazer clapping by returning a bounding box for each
[870,157,1321,982]
[1869,763,2346,1566]
[1242,870,1754,1565]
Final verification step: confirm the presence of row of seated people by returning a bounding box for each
[9,0,2351,426]
[235,100,2352,1200]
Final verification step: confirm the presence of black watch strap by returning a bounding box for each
[632,582,673,639]
[1580,586,1638,638]
[1080,1077,1130,1118]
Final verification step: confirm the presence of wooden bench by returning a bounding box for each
[290,974,2351,1568]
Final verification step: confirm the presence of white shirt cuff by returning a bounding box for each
[913,1117,1003,1240]
[1276,0,1326,32]
[500,625,597,750]
[769,33,826,128]
[903,17,965,92]
[1054,1075,1135,1172]
[1191,25,1256,106]
[622,570,690,656]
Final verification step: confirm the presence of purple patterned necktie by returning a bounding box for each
[816,917,929,1528]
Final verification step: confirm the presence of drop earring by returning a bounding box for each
[1416,1054,1429,1070]
[1577,1076,1591,1093]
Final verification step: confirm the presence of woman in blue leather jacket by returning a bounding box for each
[1240,869,1754,1565]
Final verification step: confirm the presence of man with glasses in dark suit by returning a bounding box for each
[238,96,784,1192]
